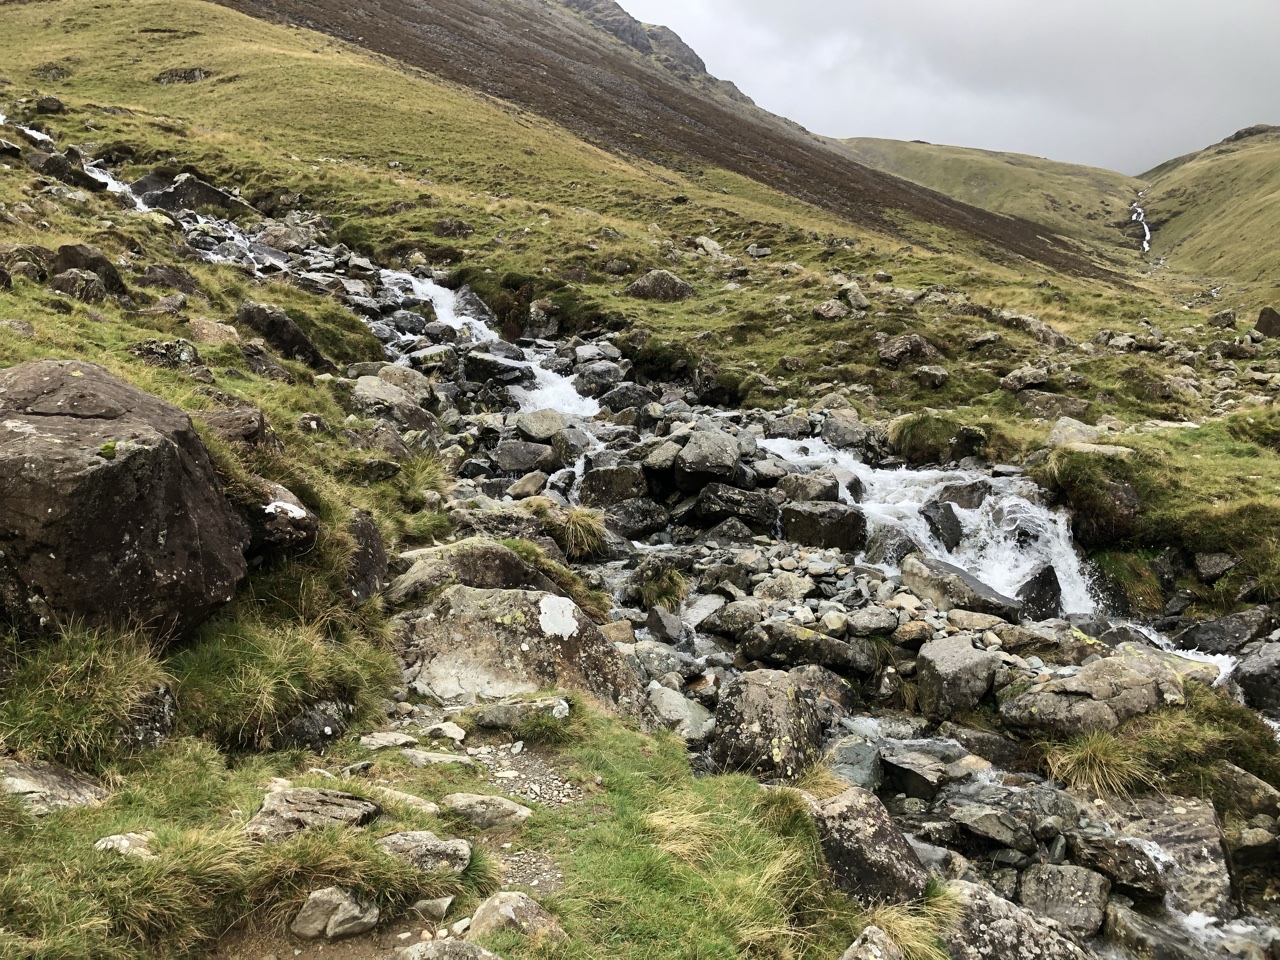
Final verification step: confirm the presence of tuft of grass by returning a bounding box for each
[859,881,962,960]
[1043,730,1154,798]
[888,413,985,466]
[792,763,851,802]
[500,538,612,622]
[1042,683,1280,809]
[549,506,608,561]
[0,622,170,769]
[170,618,394,751]
[637,568,689,612]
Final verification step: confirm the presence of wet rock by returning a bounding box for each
[900,554,1023,621]
[441,793,534,830]
[514,409,568,443]
[491,440,558,474]
[0,759,107,815]
[0,360,248,636]
[917,635,1000,721]
[921,501,963,551]
[809,787,930,904]
[950,803,1037,853]
[137,171,254,216]
[1000,656,1183,737]
[1102,900,1204,960]
[1017,864,1110,940]
[944,880,1092,960]
[244,788,380,843]
[821,410,881,455]
[291,887,379,941]
[465,351,535,385]
[377,831,471,874]
[775,470,840,503]
[470,891,566,942]
[24,150,105,192]
[1017,564,1064,621]
[780,502,866,552]
[1173,605,1274,654]
[863,526,923,566]
[625,269,693,301]
[712,669,824,779]
[1236,642,1280,716]
[394,587,646,717]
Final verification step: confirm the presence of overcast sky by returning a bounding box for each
[617,0,1279,174]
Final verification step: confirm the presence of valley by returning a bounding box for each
[1,2,1280,960]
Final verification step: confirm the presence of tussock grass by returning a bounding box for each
[1042,682,1280,808]
[0,622,170,769]
[859,880,962,960]
[550,507,608,561]
[793,763,851,802]
[637,568,689,612]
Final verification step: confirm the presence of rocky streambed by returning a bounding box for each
[8,123,1280,960]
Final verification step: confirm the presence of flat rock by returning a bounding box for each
[244,788,380,843]
[441,793,534,830]
[377,831,471,874]
[900,554,1022,621]
[0,760,107,815]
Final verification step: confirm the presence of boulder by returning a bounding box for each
[0,360,248,636]
[605,498,669,540]
[1017,865,1110,940]
[194,406,282,450]
[694,483,779,533]
[950,803,1037,853]
[673,429,740,489]
[394,587,646,717]
[944,880,1092,960]
[248,481,318,557]
[776,471,840,503]
[465,351,534,385]
[1255,306,1280,338]
[1236,642,1280,716]
[1102,900,1204,960]
[625,269,693,301]
[291,887,379,941]
[469,892,566,942]
[244,788,380,843]
[1212,761,1280,818]
[377,831,471,874]
[780,502,866,552]
[52,244,127,296]
[469,697,571,730]
[742,620,877,675]
[351,376,437,432]
[344,510,389,604]
[136,172,254,216]
[916,635,1000,721]
[878,334,937,368]
[24,150,105,192]
[48,268,107,302]
[921,501,963,551]
[712,669,824,779]
[491,440,558,474]
[1000,656,1183,737]
[1016,564,1064,621]
[580,465,648,508]
[441,793,534,830]
[1173,605,1274,654]
[0,759,107,815]
[514,409,568,443]
[900,554,1023,621]
[646,682,715,740]
[809,787,930,903]
[821,410,881,455]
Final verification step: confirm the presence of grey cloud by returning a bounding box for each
[618,0,1280,173]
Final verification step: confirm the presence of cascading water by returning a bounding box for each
[760,437,1096,613]
[1131,191,1152,253]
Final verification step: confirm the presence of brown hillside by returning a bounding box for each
[211,0,1109,278]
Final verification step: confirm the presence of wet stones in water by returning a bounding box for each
[463,350,534,384]
[579,464,648,507]
[491,440,559,474]
[900,554,1023,621]
[605,497,669,539]
[1016,564,1064,620]
[921,501,963,551]
[938,480,989,510]
[775,470,840,502]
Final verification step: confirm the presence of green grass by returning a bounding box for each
[499,539,612,622]
[637,568,690,612]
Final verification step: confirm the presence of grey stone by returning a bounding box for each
[291,886,379,941]
[944,880,1092,960]
[712,669,824,780]
[900,554,1023,621]
[441,793,533,830]
[0,760,107,815]
[377,831,471,874]
[469,891,566,942]
[917,635,1000,721]
[809,787,930,904]
[244,788,380,843]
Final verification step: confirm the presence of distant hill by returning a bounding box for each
[838,138,1142,251]
[1139,125,1280,282]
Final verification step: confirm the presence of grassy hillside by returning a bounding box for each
[838,137,1142,252]
[1140,126,1280,284]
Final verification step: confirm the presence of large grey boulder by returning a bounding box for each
[236,300,329,370]
[809,787,930,904]
[944,880,1093,960]
[900,554,1023,621]
[1236,641,1280,716]
[674,429,740,489]
[999,655,1183,737]
[244,788,380,843]
[351,376,437,432]
[469,891,566,942]
[0,360,248,636]
[916,635,1000,721]
[694,483,778,533]
[385,538,561,608]
[1018,864,1110,941]
[711,669,824,779]
[580,464,648,507]
[394,587,646,717]
[780,502,866,552]
[0,759,107,815]
[625,269,693,301]
[646,681,715,740]
[1174,605,1275,654]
